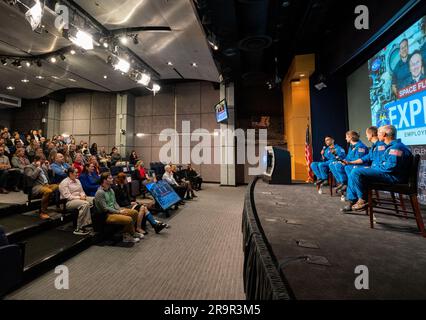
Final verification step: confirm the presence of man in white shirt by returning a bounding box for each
[59,167,93,235]
[162,165,187,201]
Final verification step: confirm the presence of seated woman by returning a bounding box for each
[129,150,139,166]
[90,143,98,157]
[89,155,101,175]
[98,147,110,168]
[172,164,197,199]
[79,163,100,197]
[112,173,166,234]
[110,147,122,166]
[72,153,84,177]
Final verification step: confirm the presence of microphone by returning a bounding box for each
[321,146,326,160]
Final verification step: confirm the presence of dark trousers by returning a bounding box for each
[0,170,21,189]
[172,184,187,199]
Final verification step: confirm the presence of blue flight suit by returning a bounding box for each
[346,139,412,201]
[311,144,346,180]
[392,59,411,91]
[343,140,387,178]
[329,141,368,184]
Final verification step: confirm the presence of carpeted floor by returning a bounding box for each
[6,184,246,300]
[254,181,426,300]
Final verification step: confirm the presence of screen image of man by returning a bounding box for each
[392,38,411,96]
[407,51,425,85]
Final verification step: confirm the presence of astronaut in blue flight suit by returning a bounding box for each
[310,136,346,187]
[329,131,368,193]
[342,125,412,212]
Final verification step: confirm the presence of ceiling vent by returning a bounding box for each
[238,35,272,51]
[0,94,21,108]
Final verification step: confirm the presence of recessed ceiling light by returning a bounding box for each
[25,61,31,67]
[103,75,108,79]
[300,73,306,77]
[52,76,59,79]
[191,62,198,67]
[69,78,76,82]
[21,79,29,83]
[70,50,76,55]
[120,36,128,45]
[167,61,173,66]
[50,57,57,63]
[6,86,15,90]
[103,42,109,48]
[35,75,44,80]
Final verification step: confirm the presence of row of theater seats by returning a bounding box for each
[0,162,173,297]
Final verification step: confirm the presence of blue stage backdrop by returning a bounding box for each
[368,15,426,205]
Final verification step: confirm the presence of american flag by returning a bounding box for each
[305,125,314,182]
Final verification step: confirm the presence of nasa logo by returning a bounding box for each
[358,148,365,153]
[371,58,381,72]
[378,146,386,151]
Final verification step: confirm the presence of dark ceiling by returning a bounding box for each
[194,0,416,87]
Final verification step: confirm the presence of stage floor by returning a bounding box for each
[254,180,426,299]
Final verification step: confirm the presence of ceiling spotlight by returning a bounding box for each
[70,49,76,55]
[282,1,291,8]
[25,61,32,67]
[133,34,139,45]
[6,86,15,90]
[50,57,57,63]
[25,0,43,31]
[113,57,130,73]
[68,78,76,82]
[167,61,173,66]
[52,76,59,79]
[103,42,109,48]
[12,60,22,68]
[35,75,44,79]
[70,30,94,50]
[1,58,7,66]
[191,62,198,67]
[103,75,108,79]
[152,83,161,93]
[120,36,128,45]
[138,73,151,86]
[21,79,29,83]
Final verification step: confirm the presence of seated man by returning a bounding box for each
[112,173,166,234]
[50,153,71,184]
[329,131,368,194]
[310,136,346,187]
[11,147,30,172]
[0,146,20,193]
[59,168,93,235]
[94,172,142,243]
[162,165,187,203]
[342,125,412,212]
[24,156,59,220]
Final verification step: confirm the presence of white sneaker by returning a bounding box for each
[123,233,140,243]
[73,229,90,236]
[340,195,346,202]
[134,232,144,239]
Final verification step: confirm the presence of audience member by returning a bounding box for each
[79,163,100,197]
[94,173,141,243]
[50,153,71,184]
[24,156,58,220]
[110,147,122,166]
[73,153,84,177]
[129,150,139,165]
[59,168,93,235]
[113,173,166,235]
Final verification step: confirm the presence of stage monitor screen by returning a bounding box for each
[145,180,181,210]
[214,99,229,123]
[368,15,426,146]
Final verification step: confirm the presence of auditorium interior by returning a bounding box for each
[1,0,426,302]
